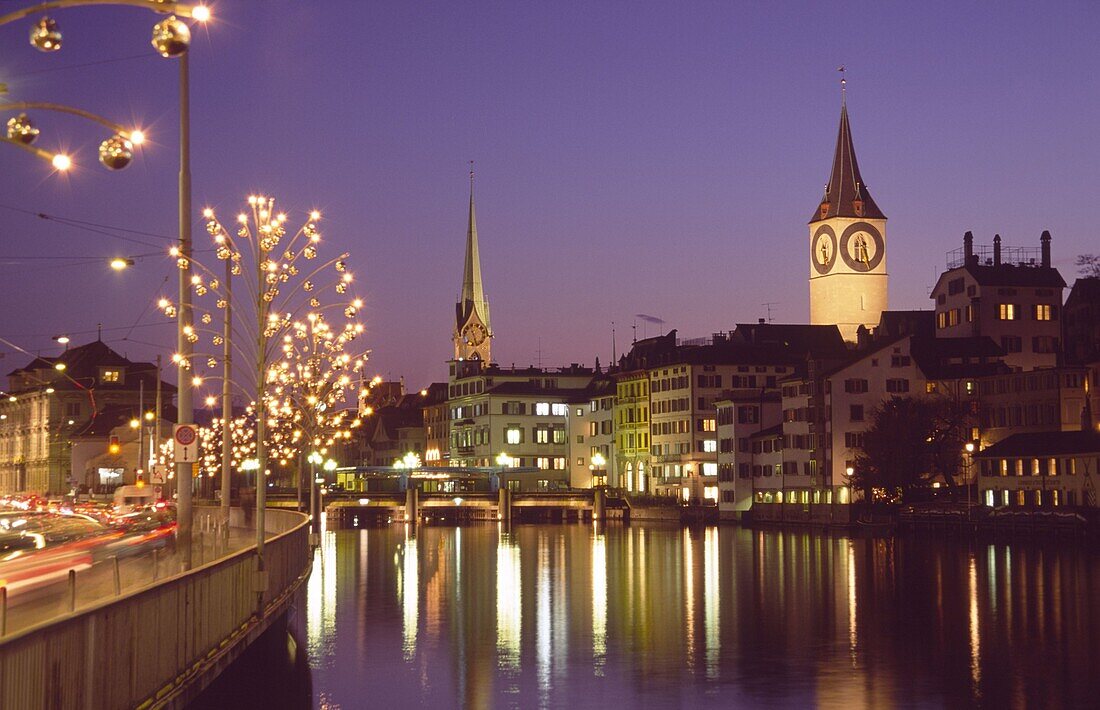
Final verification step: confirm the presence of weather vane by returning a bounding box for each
[838,65,847,103]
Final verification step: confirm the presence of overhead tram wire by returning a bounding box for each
[7,52,152,78]
[0,203,176,249]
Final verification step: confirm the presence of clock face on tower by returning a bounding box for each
[462,322,488,346]
[839,222,884,272]
[811,225,838,275]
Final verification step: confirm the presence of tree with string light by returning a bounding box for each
[157,194,366,550]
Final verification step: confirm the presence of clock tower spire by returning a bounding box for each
[808,80,888,342]
[455,164,492,362]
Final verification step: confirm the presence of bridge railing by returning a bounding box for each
[0,507,310,710]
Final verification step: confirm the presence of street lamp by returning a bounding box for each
[1,0,212,570]
[110,257,135,270]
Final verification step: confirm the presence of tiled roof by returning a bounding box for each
[974,430,1100,458]
[811,103,885,222]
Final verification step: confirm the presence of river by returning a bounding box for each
[194,523,1100,709]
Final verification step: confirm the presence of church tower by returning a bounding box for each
[808,88,887,342]
[454,169,493,362]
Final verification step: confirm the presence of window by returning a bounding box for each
[937,311,947,329]
[537,457,550,470]
[1032,336,1059,354]
[535,428,549,444]
[1033,304,1054,321]
[844,379,869,394]
[535,402,550,416]
[997,303,1018,320]
[703,439,717,453]
[886,378,909,393]
[553,457,566,470]
[100,369,122,383]
[551,403,568,416]
[736,406,759,424]
[506,427,522,445]
[849,405,864,422]
[1000,336,1022,353]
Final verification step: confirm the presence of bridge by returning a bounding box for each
[324,487,622,527]
[0,507,311,710]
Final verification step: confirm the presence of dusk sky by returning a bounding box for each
[2,1,1098,390]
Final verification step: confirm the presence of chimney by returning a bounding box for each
[963,231,975,265]
[1041,230,1052,268]
[758,318,766,325]
[993,234,1002,267]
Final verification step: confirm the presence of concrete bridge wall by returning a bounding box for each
[0,507,311,710]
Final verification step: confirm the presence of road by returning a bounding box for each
[2,524,262,636]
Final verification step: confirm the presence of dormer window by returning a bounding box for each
[852,199,864,217]
[100,368,124,384]
[819,202,830,220]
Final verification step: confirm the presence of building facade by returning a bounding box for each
[931,231,1065,371]
[0,340,172,495]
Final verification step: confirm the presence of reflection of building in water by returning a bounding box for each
[306,530,339,658]
[703,527,719,680]
[399,529,418,659]
[496,530,521,669]
[592,532,608,669]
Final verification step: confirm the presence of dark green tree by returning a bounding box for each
[851,395,970,502]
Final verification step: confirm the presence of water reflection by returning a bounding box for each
[496,529,521,670]
[209,525,1100,709]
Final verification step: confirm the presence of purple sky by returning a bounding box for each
[2,1,1099,390]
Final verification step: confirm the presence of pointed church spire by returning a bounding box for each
[456,163,491,343]
[812,85,886,222]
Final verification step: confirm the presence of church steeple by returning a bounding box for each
[812,102,885,222]
[454,165,492,362]
[807,80,889,343]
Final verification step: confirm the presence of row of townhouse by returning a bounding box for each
[345,234,1100,517]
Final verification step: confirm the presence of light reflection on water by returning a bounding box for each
[220,523,1100,709]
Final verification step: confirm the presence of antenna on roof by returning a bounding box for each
[97,323,102,341]
[762,302,777,323]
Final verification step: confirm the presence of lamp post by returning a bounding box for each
[1,0,212,570]
[307,451,322,534]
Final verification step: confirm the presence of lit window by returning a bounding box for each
[506,428,521,445]
[703,439,717,453]
[537,457,550,470]
[551,403,568,416]
[535,402,550,416]
[997,303,1017,320]
[1034,304,1052,321]
[101,369,121,383]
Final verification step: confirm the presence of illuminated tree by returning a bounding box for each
[157,195,367,509]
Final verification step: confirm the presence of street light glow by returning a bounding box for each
[129,130,145,146]
[110,257,133,270]
[191,5,212,23]
[51,153,71,171]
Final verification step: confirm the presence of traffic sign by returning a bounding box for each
[174,424,199,463]
[151,464,168,484]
